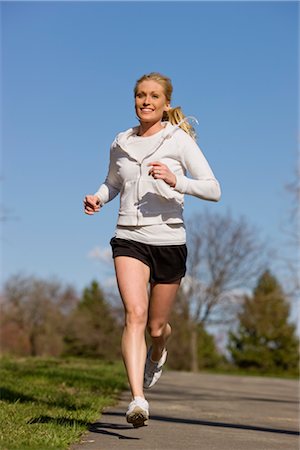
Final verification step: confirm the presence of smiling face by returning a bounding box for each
[135,80,170,125]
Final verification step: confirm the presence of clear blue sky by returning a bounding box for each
[2,1,299,296]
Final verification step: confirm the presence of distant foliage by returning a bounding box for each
[167,287,224,371]
[0,274,78,356]
[197,323,225,369]
[227,270,299,375]
[63,280,122,360]
[167,288,192,370]
[171,209,269,372]
[0,275,121,360]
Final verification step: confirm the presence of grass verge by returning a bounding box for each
[0,356,127,450]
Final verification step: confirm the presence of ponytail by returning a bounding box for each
[163,107,196,140]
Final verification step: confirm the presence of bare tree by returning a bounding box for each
[0,274,79,356]
[182,209,269,371]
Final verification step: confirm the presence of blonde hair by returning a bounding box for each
[134,72,196,139]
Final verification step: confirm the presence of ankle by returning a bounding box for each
[150,324,171,359]
[132,394,145,401]
[150,345,167,363]
[134,395,145,401]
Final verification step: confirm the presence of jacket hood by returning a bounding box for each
[114,116,199,152]
[114,122,177,153]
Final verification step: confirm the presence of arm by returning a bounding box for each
[93,147,122,206]
[173,134,221,202]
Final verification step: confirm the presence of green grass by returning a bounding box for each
[0,357,127,450]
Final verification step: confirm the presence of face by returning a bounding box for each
[135,80,170,124]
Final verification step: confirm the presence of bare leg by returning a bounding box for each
[114,256,150,399]
[147,280,181,361]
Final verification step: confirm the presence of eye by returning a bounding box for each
[152,94,159,99]
[136,93,144,98]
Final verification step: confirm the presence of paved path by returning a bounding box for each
[70,371,299,450]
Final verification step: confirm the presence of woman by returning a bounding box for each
[84,72,221,428]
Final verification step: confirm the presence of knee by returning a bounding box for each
[125,306,148,327]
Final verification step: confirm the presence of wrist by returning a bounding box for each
[94,194,103,206]
[169,175,177,188]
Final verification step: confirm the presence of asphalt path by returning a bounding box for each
[70,371,299,450]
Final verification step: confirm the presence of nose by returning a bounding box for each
[143,95,151,105]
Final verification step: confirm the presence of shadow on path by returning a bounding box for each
[103,412,299,437]
[89,422,140,440]
[153,388,298,405]
[27,416,141,440]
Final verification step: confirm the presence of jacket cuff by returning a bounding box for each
[173,175,188,194]
[93,192,104,206]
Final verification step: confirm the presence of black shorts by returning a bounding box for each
[110,237,187,284]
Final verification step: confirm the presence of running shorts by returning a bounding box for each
[110,237,187,284]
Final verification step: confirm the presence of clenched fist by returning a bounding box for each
[83,195,101,215]
[148,161,177,188]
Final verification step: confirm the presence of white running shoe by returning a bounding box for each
[126,396,149,428]
[144,347,168,389]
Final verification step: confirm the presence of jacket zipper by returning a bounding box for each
[137,162,142,225]
[116,128,176,225]
[136,137,167,226]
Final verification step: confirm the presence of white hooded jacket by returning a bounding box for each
[94,122,221,226]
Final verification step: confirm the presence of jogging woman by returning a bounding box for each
[84,72,221,428]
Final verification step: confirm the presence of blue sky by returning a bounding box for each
[2,1,299,299]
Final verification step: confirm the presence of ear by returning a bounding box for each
[164,103,171,112]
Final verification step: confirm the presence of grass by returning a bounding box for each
[0,356,127,450]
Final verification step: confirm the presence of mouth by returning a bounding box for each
[140,108,154,113]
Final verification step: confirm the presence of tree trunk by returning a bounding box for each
[29,331,37,356]
[190,324,198,372]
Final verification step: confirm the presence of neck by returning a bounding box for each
[138,120,164,137]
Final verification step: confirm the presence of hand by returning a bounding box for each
[148,161,177,188]
[83,195,101,215]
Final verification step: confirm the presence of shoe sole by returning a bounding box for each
[126,406,149,428]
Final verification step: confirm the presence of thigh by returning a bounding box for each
[148,280,181,325]
[114,256,151,314]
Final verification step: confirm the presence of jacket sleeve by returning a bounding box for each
[93,147,122,205]
[173,133,221,202]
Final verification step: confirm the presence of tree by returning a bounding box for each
[180,209,269,371]
[0,274,78,356]
[167,287,194,371]
[63,280,122,360]
[167,287,224,371]
[197,323,225,370]
[227,270,299,374]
